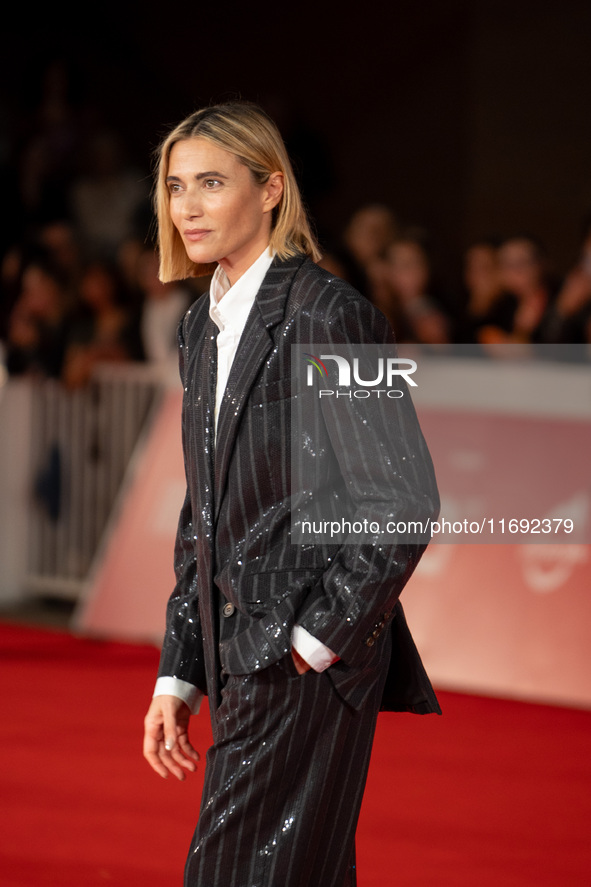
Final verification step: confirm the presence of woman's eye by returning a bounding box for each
[204,179,221,189]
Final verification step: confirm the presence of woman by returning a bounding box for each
[143,101,440,887]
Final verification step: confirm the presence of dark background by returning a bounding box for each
[2,0,591,288]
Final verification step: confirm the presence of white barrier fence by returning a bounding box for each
[0,364,165,602]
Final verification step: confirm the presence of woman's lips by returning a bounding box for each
[184,229,211,242]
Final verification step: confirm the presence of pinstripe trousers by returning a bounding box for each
[184,636,390,887]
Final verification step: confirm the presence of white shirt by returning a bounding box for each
[154,248,337,714]
[209,247,273,435]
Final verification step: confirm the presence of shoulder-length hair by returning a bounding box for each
[154,101,321,281]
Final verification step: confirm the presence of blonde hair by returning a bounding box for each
[154,102,321,281]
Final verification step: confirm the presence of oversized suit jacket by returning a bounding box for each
[158,255,442,718]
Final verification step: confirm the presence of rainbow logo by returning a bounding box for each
[304,353,328,379]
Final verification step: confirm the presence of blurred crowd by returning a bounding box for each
[1,220,196,388]
[1,64,590,390]
[5,205,591,391]
[320,204,591,352]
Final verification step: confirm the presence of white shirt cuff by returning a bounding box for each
[292,624,339,672]
[153,677,203,715]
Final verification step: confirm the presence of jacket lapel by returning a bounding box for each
[213,256,306,522]
[182,297,217,539]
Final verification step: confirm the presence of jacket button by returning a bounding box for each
[372,628,381,639]
[365,637,375,647]
[222,602,235,618]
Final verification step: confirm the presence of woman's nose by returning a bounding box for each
[182,189,203,219]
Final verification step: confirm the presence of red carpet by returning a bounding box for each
[1,623,590,886]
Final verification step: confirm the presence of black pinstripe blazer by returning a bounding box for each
[158,255,441,717]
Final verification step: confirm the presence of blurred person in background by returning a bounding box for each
[538,217,591,344]
[478,235,553,344]
[5,258,72,378]
[457,239,505,341]
[37,219,83,290]
[61,261,141,388]
[117,236,146,299]
[69,128,148,262]
[1,244,26,341]
[380,234,451,344]
[1,222,81,343]
[343,203,399,269]
[342,203,399,298]
[138,247,191,379]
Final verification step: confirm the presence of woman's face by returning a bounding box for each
[20,267,62,317]
[80,266,117,309]
[498,240,543,294]
[345,207,397,266]
[464,245,499,294]
[387,242,429,297]
[166,138,283,285]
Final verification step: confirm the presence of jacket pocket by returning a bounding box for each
[237,568,325,618]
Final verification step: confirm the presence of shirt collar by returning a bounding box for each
[209,247,275,332]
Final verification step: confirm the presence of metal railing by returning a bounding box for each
[25,364,164,598]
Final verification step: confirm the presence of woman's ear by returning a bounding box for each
[263,171,284,212]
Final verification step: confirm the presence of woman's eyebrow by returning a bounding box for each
[165,171,228,183]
